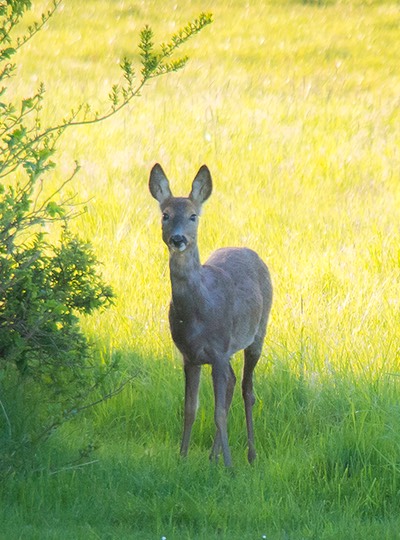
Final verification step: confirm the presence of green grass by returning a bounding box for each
[2,0,400,538]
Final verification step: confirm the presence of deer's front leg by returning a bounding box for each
[180,362,201,458]
[211,363,233,467]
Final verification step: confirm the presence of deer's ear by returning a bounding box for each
[189,165,212,207]
[149,163,173,205]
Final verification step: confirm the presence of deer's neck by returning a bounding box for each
[169,247,203,317]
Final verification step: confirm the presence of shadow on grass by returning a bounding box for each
[1,348,400,539]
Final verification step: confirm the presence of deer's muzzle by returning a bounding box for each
[169,234,188,252]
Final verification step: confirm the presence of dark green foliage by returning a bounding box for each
[0,223,113,377]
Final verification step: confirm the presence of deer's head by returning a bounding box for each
[149,164,212,253]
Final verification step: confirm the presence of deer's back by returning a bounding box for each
[206,247,272,304]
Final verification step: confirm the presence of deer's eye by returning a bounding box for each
[162,212,169,221]
[190,214,197,222]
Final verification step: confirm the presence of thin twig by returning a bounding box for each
[65,376,133,416]
[48,459,99,476]
[0,398,12,438]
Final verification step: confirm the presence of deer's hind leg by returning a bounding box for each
[210,363,236,466]
[242,339,263,463]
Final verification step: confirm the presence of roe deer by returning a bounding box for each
[149,163,272,467]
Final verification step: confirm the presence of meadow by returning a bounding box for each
[1,0,400,538]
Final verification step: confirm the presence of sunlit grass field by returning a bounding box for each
[2,0,400,538]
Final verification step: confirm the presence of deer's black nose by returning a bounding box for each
[169,235,188,251]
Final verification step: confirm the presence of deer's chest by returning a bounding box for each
[169,311,205,363]
[169,304,227,364]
